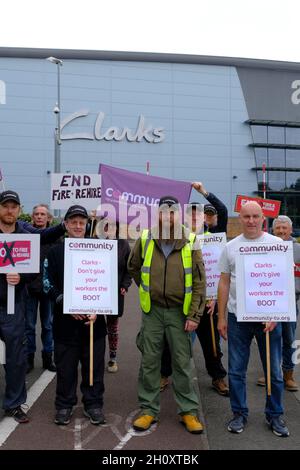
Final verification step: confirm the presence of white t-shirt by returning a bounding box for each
[218,232,282,315]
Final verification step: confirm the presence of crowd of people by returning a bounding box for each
[0,182,298,439]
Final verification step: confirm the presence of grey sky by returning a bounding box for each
[1,0,299,63]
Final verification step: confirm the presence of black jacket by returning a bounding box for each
[44,240,106,345]
[117,239,132,316]
[205,192,228,233]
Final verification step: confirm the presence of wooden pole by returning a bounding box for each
[210,313,217,358]
[266,330,271,396]
[262,162,271,396]
[89,320,94,386]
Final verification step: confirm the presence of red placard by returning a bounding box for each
[234,195,281,218]
[0,240,31,268]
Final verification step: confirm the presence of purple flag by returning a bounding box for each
[99,164,192,229]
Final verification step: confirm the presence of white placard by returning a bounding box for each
[236,241,296,322]
[63,238,118,315]
[198,232,227,299]
[50,173,101,210]
[0,234,40,273]
[0,233,40,316]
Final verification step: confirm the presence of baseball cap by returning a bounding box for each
[64,205,88,220]
[204,204,217,215]
[158,196,179,209]
[186,202,204,213]
[0,190,21,205]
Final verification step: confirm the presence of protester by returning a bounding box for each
[160,202,228,396]
[25,204,56,373]
[43,205,107,426]
[0,190,33,423]
[95,219,132,373]
[218,201,289,437]
[192,181,228,233]
[128,196,206,434]
[257,215,300,391]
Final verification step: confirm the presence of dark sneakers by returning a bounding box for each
[5,406,29,423]
[84,408,106,425]
[54,408,73,425]
[227,413,247,433]
[266,416,290,437]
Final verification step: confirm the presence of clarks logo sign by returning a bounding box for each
[291,80,300,104]
[0,80,6,105]
[61,110,165,143]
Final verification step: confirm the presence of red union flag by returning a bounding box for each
[0,240,31,268]
[234,195,281,218]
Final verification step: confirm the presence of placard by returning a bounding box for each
[63,238,118,315]
[0,234,40,273]
[236,241,296,322]
[50,173,101,210]
[234,195,281,218]
[199,232,227,299]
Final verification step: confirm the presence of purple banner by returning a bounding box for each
[99,164,192,228]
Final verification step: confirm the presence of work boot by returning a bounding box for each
[180,415,204,434]
[42,352,56,372]
[133,414,157,431]
[26,353,34,374]
[283,370,298,392]
[107,360,118,373]
[212,378,229,396]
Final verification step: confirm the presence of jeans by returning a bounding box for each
[228,312,284,418]
[282,302,299,371]
[0,303,27,410]
[25,292,54,354]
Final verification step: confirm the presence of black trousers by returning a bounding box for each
[54,336,105,410]
[0,303,27,410]
[161,305,227,380]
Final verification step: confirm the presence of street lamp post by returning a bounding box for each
[46,56,63,218]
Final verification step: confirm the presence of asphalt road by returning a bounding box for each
[0,287,299,451]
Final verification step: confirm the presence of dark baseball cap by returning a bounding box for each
[204,204,217,215]
[64,205,88,220]
[186,202,204,213]
[158,195,179,209]
[0,190,21,205]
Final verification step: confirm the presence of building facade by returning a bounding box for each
[0,48,299,231]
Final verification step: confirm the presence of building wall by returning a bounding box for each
[0,57,256,212]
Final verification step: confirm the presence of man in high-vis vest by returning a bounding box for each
[127,196,206,434]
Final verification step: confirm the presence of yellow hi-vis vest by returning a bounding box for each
[139,230,196,314]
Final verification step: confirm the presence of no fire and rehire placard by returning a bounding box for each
[236,241,296,322]
[63,238,118,315]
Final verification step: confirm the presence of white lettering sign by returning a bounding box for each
[236,241,296,322]
[0,80,6,105]
[63,238,118,315]
[291,80,300,105]
[61,110,165,143]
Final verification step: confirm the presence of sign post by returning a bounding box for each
[236,241,296,396]
[0,234,40,314]
[198,232,227,357]
[63,238,118,386]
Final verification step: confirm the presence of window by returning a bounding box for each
[286,172,300,191]
[286,127,300,146]
[251,125,267,143]
[267,148,285,168]
[268,172,285,191]
[268,126,285,144]
[286,149,300,167]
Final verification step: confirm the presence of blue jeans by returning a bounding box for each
[228,312,283,418]
[282,302,299,371]
[25,293,54,354]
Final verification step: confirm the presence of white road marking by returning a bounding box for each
[0,370,56,447]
